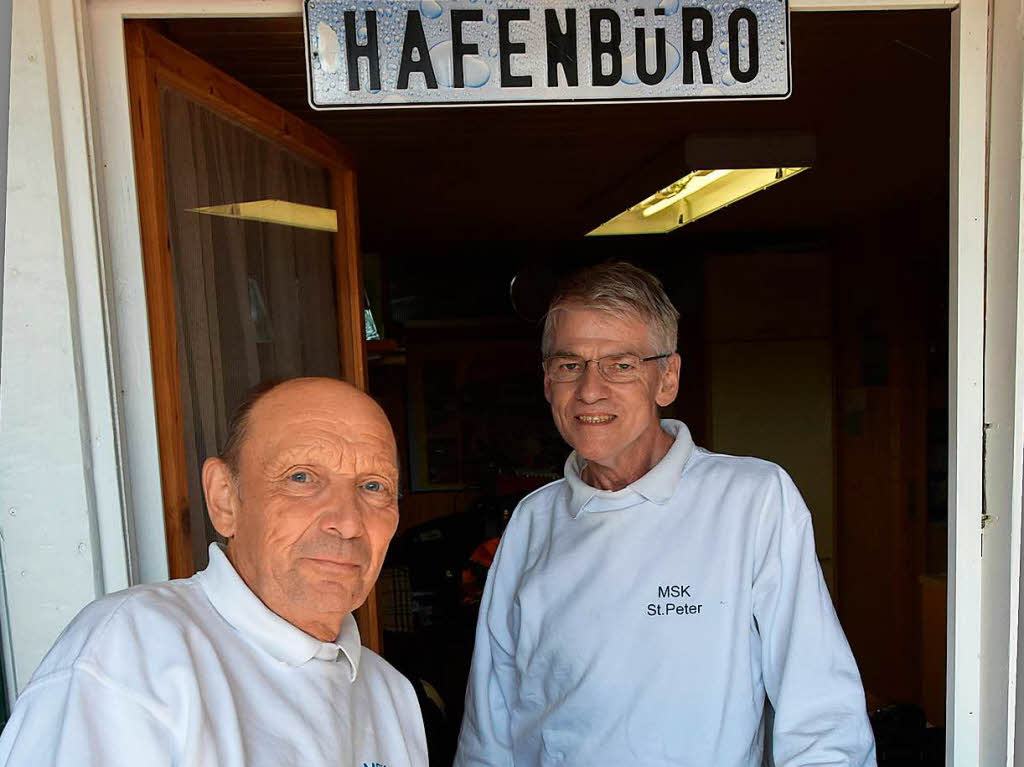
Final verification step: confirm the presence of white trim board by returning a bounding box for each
[948,0,988,764]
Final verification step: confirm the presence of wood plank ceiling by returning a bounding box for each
[160,11,951,249]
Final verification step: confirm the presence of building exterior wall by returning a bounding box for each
[1,0,108,693]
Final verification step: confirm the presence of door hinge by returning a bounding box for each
[981,422,993,531]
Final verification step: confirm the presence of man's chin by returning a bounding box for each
[304,587,365,618]
[567,432,624,464]
[298,574,368,609]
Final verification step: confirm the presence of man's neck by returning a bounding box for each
[581,425,675,491]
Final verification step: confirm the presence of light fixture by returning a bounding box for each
[188,200,337,232]
[588,167,809,236]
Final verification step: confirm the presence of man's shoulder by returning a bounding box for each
[688,446,788,488]
[359,647,410,683]
[512,477,569,516]
[29,578,209,684]
[495,478,570,541]
[356,647,421,706]
[687,447,810,526]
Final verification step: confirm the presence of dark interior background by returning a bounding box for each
[164,12,951,765]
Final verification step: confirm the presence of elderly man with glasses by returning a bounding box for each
[455,262,876,767]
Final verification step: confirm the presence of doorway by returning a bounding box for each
[124,9,952,766]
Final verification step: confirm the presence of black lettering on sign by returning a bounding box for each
[544,9,578,87]
[681,7,713,85]
[499,9,532,87]
[589,8,622,87]
[728,8,759,83]
[633,8,667,86]
[397,10,438,90]
[344,10,381,91]
[451,9,483,88]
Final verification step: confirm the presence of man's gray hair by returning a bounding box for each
[542,262,680,357]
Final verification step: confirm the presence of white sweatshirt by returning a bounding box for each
[0,543,428,767]
[455,420,876,767]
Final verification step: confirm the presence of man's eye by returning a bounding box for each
[289,471,312,483]
[363,481,383,492]
[560,361,581,372]
[613,362,636,371]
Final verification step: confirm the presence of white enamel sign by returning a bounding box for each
[303,0,791,108]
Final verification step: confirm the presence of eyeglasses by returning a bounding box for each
[542,353,672,383]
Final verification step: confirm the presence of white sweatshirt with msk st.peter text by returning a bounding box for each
[455,420,876,767]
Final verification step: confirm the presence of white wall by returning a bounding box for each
[0,0,131,694]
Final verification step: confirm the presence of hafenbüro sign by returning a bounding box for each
[304,0,791,108]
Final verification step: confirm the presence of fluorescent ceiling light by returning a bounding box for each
[588,167,809,236]
[188,200,338,232]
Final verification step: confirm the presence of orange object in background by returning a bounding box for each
[461,538,500,605]
[470,539,499,568]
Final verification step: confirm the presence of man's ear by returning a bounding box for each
[203,457,241,539]
[655,353,682,407]
[543,373,553,404]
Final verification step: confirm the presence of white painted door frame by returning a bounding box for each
[12,0,991,761]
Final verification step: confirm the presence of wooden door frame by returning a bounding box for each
[123,21,378,648]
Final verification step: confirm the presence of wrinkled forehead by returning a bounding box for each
[263,432,398,477]
[246,397,398,475]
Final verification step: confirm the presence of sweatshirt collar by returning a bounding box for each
[196,543,361,679]
[563,419,695,518]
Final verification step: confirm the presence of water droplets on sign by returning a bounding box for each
[420,0,443,18]
[316,21,342,73]
[429,40,491,87]
[622,37,680,86]
[303,0,790,108]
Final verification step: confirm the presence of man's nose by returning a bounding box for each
[576,360,609,403]
[318,483,366,539]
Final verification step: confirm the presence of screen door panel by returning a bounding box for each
[160,88,342,570]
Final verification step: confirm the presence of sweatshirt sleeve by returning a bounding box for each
[454,520,523,767]
[753,470,877,767]
[0,663,175,767]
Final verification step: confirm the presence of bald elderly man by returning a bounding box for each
[0,378,427,767]
[456,262,875,767]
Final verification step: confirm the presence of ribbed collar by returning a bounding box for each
[563,419,695,519]
[196,543,361,679]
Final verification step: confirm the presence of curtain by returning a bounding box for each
[159,87,342,571]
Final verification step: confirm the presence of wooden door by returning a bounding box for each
[125,22,380,650]
[834,212,929,708]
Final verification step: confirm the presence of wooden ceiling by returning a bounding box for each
[160,11,951,249]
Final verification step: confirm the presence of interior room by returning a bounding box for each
[139,9,951,765]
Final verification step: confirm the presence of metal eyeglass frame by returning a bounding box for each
[541,352,673,383]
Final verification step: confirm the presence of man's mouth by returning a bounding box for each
[306,558,362,571]
[575,414,616,424]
